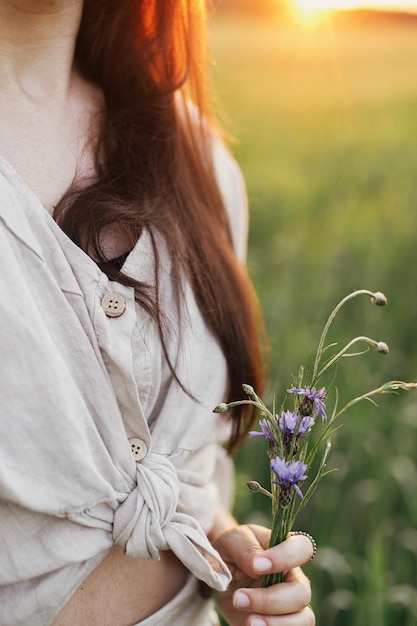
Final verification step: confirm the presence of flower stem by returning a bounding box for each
[332,381,417,422]
[261,504,289,587]
[312,290,381,382]
[315,336,380,382]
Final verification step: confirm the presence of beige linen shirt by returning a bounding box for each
[0,140,249,626]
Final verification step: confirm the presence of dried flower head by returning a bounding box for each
[371,291,388,306]
[246,480,262,493]
[213,403,228,413]
[376,341,389,354]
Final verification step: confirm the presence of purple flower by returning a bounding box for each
[249,418,274,442]
[287,386,327,421]
[271,457,308,499]
[279,410,314,439]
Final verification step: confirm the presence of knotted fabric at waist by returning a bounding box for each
[68,452,231,592]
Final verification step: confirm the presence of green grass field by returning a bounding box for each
[210,13,417,625]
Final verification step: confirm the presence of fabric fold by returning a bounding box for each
[112,453,231,591]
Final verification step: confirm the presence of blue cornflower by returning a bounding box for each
[287,386,327,421]
[249,418,274,441]
[271,457,308,499]
[279,410,314,439]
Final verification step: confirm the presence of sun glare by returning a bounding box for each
[290,0,334,27]
[288,0,403,27]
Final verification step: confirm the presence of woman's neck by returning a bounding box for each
[0,1,104,214]
[0,1,84,106]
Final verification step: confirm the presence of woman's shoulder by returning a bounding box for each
[178,97,249,262]
[210,134,249,263]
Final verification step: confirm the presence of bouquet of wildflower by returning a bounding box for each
[214,289,417,587]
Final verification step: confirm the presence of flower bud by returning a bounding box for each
[242,384,255,396]
[279,486,292,507]
[371,292,388,306]
[246,481,261,493]
[213,403,228,413]
[376,341,389,354]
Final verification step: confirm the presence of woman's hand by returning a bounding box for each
[213,524,315,626]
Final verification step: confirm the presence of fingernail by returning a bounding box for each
[253,556,273,573]
[233,591,250,609]
[251,619,267,626]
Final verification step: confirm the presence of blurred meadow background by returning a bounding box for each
[210,3,417,624]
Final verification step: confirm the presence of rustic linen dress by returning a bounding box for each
[0,140,248,626]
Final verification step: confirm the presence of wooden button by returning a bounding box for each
[128,438,148,462]
[101,293,126,318]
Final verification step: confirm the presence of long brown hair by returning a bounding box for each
[55,0,265,452]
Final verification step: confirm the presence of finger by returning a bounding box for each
[284,566,310,585]
[249,534,316,577]
[233,571,311,616]
[214,524,271,578]
[213,526,315,581]
[246,605,316,626]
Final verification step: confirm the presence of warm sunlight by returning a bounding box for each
[289,0,352,27]
[289,1,334,27]
[290,0,417,26]
[292,0,369,11]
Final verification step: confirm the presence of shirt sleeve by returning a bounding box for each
[176,96,250,262]
[211,136,249,263]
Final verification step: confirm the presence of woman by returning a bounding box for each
[0,1,315,625]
